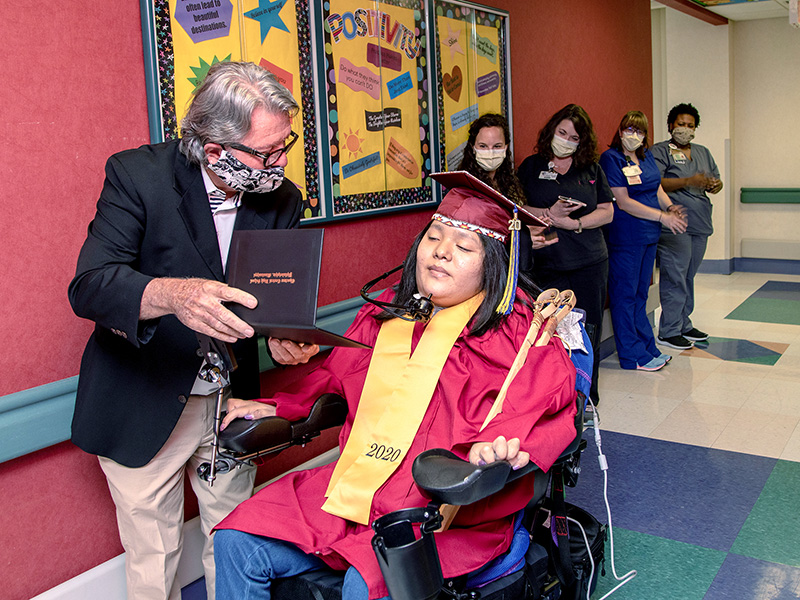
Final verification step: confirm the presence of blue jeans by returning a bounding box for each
[215,529,388,600]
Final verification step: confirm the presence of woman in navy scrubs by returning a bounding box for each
[599,111,687,371]
[518,104,613,404]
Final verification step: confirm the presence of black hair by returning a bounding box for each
[667,103,701,128]
[458,113,526,205]
[535,104,599,168]
[378,222,540,337]
[609,110,650,161]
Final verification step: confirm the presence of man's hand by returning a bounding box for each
[221,397,277,430]
[468,435,530,471]
[141,278,257,343]
[268,338,320,365]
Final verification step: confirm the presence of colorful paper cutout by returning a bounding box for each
[451,103,479,131]
[386,71,413,100]
[188,55,231,90]
[475,72,500,98]
[342,151,382,179]
[444,23,464,59]
[366,43,402,72]
[443,65,462,102]
[386,137,419,179]
[471,33,497,64]
[260,58,294,95]
[365,108,402,131]
[245,0,290,43]
[338,57,381,100]
[174,0,233,43]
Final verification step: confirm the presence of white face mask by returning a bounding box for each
[621,131,645,152]
[671,126,695,146]
[474,147,507,172]
[551,134,578,158]
[206,150,285,194]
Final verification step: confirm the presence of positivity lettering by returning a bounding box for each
[326,9,422,60]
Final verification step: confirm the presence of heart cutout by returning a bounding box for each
[443,65,463,102]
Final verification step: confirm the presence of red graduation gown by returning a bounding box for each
[217,292,578,599]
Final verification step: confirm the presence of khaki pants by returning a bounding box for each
[99,393,256,600]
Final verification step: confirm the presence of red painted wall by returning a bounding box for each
[0,1,653,598]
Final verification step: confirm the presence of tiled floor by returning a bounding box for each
[569,271,800,599]
[184,271,800,600]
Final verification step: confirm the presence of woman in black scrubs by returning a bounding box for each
[518,104,614,405]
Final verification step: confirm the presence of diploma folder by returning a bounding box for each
[227,229,370,349]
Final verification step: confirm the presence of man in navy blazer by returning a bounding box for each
[68,61,318,600]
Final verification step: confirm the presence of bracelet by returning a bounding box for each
[575,218,583,234]
[658,211,663,223]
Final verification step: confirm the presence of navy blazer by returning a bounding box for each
[69,140,303,467]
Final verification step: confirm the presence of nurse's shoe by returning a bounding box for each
[657,335,693,350]
[658,353,673,363]
[682,328,709,342]
[636,356,668,371]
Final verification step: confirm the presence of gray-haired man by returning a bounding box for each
[69,61,318,599]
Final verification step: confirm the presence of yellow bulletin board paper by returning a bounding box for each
[322,0,434,217]
[432,1,510,172]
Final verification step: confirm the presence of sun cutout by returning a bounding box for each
[342,128,365,159]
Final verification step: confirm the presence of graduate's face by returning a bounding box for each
[416,221,485,308]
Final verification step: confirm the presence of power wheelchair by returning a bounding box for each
[200,387,589,600]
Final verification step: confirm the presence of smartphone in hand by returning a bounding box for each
[557,195,587,209]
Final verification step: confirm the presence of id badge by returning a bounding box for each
[622,165,641,177]
[539,170,558,180]
[672,152,686,163]
[626,174,642,185]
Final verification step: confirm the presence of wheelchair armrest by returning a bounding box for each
[219,393,348,455]
[412,449,539,506]
[413,391,586,506]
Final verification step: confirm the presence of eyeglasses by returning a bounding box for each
[622,126,644,136]
[225,131,299,167]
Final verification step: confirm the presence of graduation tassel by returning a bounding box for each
[496,209,521,316]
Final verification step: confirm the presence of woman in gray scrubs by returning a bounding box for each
[651,103,723,351]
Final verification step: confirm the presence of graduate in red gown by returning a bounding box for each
[214,176,579,600]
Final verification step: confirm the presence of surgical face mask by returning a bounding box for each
[671,126,695,146]
[206,150,285,194]
[551,134,578,158]
[474,147,507,172]
[621,131,645,152]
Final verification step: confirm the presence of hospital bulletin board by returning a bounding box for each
[141,0,511,221]
[322,0,434,217]
[433,1,510,171]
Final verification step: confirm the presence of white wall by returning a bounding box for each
[732,17,800,256]
[652,6,733,261]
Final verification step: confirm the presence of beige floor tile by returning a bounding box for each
[649,401,736,447]
[744,378,800,416]
[593,392,683,438]
[779,424,800,463]
[628,366,711,401]
[712,408,799,458]
[684,385,753,409]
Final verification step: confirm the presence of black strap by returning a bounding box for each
[549,467,577,595]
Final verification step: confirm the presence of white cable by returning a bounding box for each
[584,397,636,599]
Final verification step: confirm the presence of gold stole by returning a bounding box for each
[321,293,484,525]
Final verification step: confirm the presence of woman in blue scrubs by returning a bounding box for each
[599,111,687,371]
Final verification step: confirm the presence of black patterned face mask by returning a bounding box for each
[206,150,285,193]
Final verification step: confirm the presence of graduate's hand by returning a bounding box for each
[268,338,320,365]
[468,436,530,471]
[221,397,277,430]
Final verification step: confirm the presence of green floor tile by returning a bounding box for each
[725,296,800,326]
[731,460,800,567]
[592,528,725,600]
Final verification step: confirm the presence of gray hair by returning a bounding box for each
[179,61,299,165]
